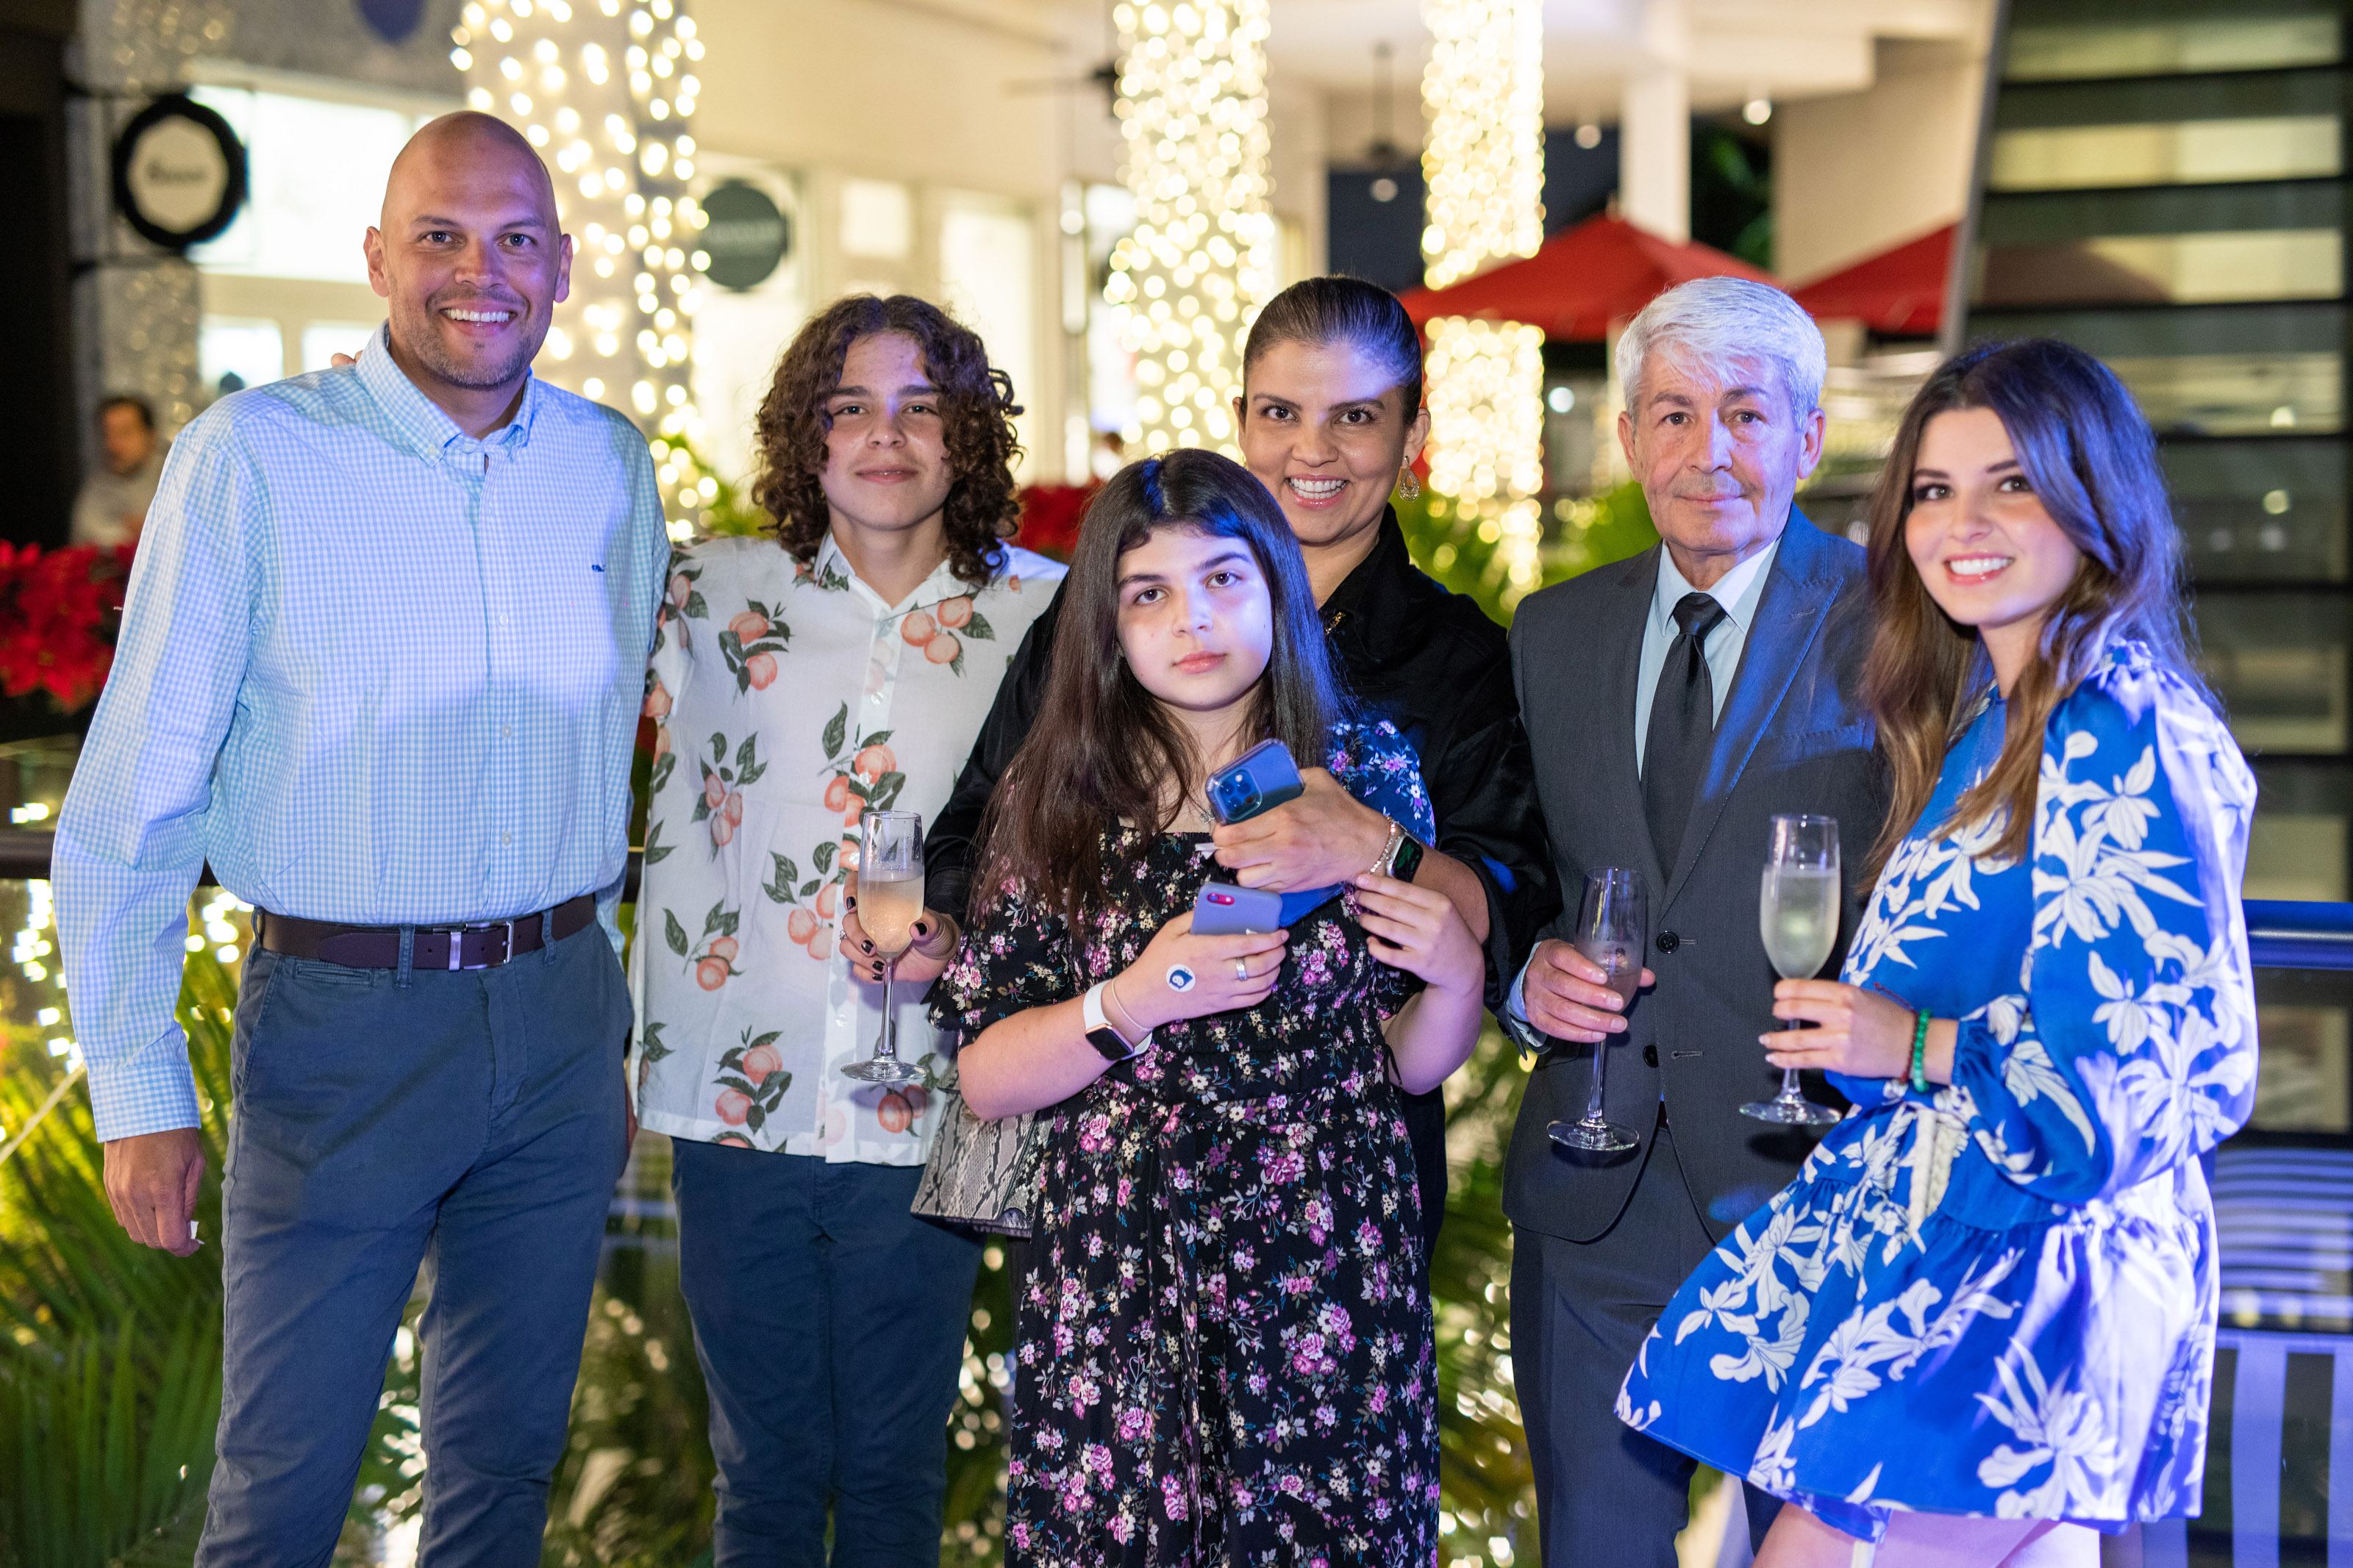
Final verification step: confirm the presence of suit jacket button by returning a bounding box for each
[1655,930,1679,953]
[1643,1044,1659,1067]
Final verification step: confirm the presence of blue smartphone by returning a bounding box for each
[1206,739,1305,826]
[1192,882,1287,935]
[1204,739,1344,923]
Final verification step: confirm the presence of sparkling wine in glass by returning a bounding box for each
[843,809,925,1085]
[1741,814,1843,1128]
[1547,867,1647,1155]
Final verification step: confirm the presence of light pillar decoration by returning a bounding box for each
[453,0,713,536]
[1420,0,1546,602]
[1102,0,1275,456]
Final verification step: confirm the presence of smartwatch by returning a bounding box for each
[1388,831,1426,884]
[1082,981,1150,1062]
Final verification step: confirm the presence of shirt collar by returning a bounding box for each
[817,529,972,615]
[1318,507,1411,631]
[1652,533,1780,640]
[355,321,543,462]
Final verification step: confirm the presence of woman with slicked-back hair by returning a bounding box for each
[889,276,1560,1262]
[1620,340,2257,1567]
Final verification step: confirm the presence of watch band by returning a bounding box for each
[1082,981,1149,1062]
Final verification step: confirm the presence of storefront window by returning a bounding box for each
[938,195,1037,482]
[198,317,285,394]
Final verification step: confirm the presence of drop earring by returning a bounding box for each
[1396,465,1421,501]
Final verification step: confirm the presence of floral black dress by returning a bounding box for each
[935,720,1441,1567]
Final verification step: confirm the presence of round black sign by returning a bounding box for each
[111,95,247,251]
[699,181,791,292]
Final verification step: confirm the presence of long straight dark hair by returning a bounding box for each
[977,448,1342,928]
[1861,337,2207,878]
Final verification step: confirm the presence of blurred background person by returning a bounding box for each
[940,448,1484,1565]
[1504,276,1885,1567]
[1621,339,2256,1568]
[70,394,164,548]
[632,293,1065,1567]
[915,276,1557,1259]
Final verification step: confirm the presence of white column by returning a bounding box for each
[454,0,708,534]
[1421,0,1546,604]
[1619,0,1690,242]
[1103,0,1275,455]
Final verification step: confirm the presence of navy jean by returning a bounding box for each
[196,917,631,1568]
[672,1142,982,1568]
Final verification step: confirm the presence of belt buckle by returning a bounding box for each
[450,919,516,971]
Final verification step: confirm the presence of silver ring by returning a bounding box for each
[1165,964,1196,992]
[1234,959,1249,983]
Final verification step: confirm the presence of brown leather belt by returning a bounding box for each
[256,894,599,971]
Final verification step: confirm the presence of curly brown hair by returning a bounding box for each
[751,294,1024,588]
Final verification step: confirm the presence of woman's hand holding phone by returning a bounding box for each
[1352,873,1482,998]
[1114,911,1289,1031]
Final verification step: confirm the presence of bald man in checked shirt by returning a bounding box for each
[54,114,668,1567]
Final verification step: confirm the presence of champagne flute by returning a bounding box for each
[843,809,926,1085]
[1741,813,1843,1127]
[1547,867,1647,1154]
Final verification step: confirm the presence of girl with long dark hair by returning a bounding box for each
[935,448,1483,1564]
[1616,340,2257,1566]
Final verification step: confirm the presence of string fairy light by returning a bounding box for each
[454,0,712,537]
[1101,0,1275,455]
[1419,0,1545,602]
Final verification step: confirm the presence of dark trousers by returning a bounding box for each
[673,1142,983,1568]
[198,920,632,1568]
[1510,1119,1780,1568]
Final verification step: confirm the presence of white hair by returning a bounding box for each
[1615,276,1827,418]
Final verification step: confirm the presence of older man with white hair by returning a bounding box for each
[1501,276,1888,1565]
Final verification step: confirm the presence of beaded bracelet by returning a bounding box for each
[1909,1009,1932,1095]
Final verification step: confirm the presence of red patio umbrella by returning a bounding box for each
[1397,213,1776,342]
[1791,223,1955,337]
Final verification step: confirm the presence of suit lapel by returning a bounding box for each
[1662,516,1839,909]
[1596,546,1669,903]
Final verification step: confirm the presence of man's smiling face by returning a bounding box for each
[365,113,572,403]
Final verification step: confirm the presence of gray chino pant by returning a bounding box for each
[196,914,631,1567]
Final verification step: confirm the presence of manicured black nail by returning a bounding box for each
[861,939,874,953]
[845,894,857,909]
[914,920,930,937]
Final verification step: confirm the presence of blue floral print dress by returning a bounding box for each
[1618,644,2257,1542]
[935,720,1441,1567]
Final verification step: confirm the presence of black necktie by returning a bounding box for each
[1643,592,1728,873]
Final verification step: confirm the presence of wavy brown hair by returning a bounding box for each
[751,294,1023,588]
[976,450,1343,931]
[1861,338,2206,880]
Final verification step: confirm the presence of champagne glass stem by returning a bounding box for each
[1584,1026,1611,1124]
[876,957,897,1063]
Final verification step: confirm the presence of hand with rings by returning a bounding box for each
[1115,910,1288,1031]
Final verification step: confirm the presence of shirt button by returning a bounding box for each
[501,724,513,738]
[501,832,513,845]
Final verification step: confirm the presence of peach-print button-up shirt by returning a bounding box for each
[630,529,1064,1163]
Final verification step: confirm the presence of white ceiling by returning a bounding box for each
[1255,0,1990,118]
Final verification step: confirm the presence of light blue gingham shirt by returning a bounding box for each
[57,324,669,1142]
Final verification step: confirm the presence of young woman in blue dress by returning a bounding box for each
[1616,337,2257,1567]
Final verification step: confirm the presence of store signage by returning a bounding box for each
[699,181,791,292]
[111,94,247,251]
